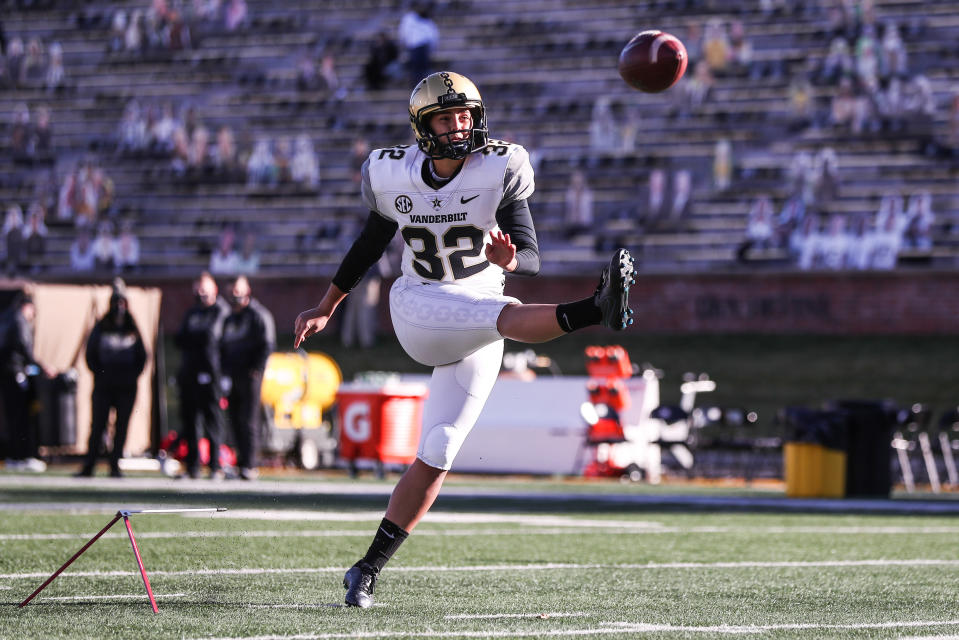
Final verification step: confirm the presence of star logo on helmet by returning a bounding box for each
[431,197,443,209]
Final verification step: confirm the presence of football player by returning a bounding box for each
[293,71,635,608]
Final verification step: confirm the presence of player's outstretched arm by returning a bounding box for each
[294,211,398,349]
[293,284,347,349]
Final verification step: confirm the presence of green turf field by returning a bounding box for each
[2,475,958,639]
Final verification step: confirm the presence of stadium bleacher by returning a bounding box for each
[2,0,958,276]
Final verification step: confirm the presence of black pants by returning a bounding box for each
[82,384,136,472]
[0,373,34,460]
[178,376,224,474]
[227,371,262,470]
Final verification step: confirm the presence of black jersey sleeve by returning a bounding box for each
[495,198,540,276]
[331,211,399,292]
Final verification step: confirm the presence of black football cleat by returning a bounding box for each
[595,248,636,331]
[343,562,378,608]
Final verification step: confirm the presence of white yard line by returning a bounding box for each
[39,593,187,601]
[191,509,959,534]
[241,604,343,609]
[605,620,959,634]
[4,558,959,581]
[0,528,677,542]
[7,523,959,543]
[445,612,590,620]
[195,510,667,529]
[0,529,576,541]
[243,603,386,609]
[188,619,959,639]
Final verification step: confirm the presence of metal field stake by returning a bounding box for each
[19,507,226,613]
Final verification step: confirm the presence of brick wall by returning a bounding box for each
[145,271,959,336]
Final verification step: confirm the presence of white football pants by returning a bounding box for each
[389,275,517,469]
[389,275,518,367]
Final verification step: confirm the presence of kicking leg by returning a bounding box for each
[496,303,566,343]
[497,248,636,342]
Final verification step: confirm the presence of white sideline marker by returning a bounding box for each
[18,507,226,614]
[5,557,959,581]
[189,619,959,640]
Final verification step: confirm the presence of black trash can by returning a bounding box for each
[827,399,897,498]
[37,370,78,448]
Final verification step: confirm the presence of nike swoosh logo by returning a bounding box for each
[460,195,480,204]
[379,528,395,539]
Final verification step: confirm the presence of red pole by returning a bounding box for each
[123,516,159,614]
[19,513,122,608]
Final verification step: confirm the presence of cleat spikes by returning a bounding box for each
[596,249,635,331]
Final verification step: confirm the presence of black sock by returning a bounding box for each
[556,297,602,332]
[360,518,409,572]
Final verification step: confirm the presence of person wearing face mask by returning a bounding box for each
[174,271,229,480]
[76,279,147,478]
[219,275,275,481]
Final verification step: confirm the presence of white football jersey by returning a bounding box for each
[361,140,534,296]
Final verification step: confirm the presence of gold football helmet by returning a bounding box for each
[409,71,488,160]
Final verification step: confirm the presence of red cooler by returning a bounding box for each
[336,382,429,468]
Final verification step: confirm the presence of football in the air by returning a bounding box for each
[618,30,688,93]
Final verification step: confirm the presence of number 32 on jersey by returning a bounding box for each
[401,225,488,281]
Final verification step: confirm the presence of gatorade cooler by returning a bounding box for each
[336,382,429,474]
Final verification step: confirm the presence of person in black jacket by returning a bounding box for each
[77,279,147,478]
[0,292,54,472]
[175,271,229,480]
[220,275,275,480]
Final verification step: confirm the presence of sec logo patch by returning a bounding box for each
[395,195,413,214]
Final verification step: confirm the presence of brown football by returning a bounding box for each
[618,30,688,93]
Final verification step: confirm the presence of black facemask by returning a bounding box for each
[195,291,216,306]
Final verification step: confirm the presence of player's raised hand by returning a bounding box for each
[293,306,331,349]
[485,230,517,271]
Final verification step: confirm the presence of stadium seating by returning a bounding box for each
[1,0,958,276]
